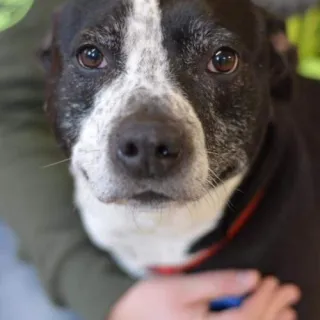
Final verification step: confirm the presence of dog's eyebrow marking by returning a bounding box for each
[78,23,123,50]
[189,19,217,38]
[187,19,239,47]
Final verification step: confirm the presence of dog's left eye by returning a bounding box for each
[208,47,239,74]
[77,46,107,69]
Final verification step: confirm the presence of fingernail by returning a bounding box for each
[237,270,259,287]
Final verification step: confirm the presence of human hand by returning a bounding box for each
[109,270,300,320]
[214,276,300,320]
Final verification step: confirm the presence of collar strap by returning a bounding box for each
[150,189,264,275]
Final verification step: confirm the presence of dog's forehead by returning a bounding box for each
[160,0,259,49]
[67,0,259,48]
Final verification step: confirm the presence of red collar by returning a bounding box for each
[150,189,264,275]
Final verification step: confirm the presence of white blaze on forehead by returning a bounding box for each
[72,0,170,157]
[125,0,168,80]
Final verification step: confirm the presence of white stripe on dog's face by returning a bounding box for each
[71,0,210,203]
[125,0,168,80]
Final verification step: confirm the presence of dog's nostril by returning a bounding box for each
[122,142,139,157]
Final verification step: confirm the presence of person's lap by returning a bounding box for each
[0,220,80,320]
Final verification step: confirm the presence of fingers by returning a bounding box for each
[207,278,300,320]
[242,278,300,320]
[276,309,297,320]
[208,308,297,320]
[265,284,300,320]
[240,276,279,317]
[181,270,260,302]
[207,309,244,320]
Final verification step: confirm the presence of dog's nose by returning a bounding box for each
[113,115,184,179]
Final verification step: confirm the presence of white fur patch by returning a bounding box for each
[75,172,243,278]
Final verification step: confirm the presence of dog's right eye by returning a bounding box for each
[77,46,107,69]
[208,47,239,74]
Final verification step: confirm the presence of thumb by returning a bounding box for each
[181,270,260,303]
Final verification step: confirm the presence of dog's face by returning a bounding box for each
[43,0,290,208]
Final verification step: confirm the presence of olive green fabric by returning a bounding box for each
[0,1,134,320]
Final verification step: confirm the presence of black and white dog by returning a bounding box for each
[41,0,320,318]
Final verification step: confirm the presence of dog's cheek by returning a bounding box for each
[214,70,268,163]
[53,74,97,151]
[56,103,86,151]
[54,55,125,151]
[181,67,262,177]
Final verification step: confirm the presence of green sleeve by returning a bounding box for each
[0,1,134,319]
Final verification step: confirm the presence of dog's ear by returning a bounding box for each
[264,12,298,100]
[38,5,63,111]
[37,5,66,149]
[38,6,63,74]
[39,31,53,71]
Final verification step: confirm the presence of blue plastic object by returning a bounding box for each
[210,295,247,312]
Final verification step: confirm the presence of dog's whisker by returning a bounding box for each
[42,158,71,169]
[202,178,218,209]
[208,167,223,185]
[207,174,230,212]
[209,187,221,210]
[208,168,229,200]
[208,172,235,211]
[204,192,215,213]
[185,201,194,220]
[227,199,236,211]
[210,180,229,212]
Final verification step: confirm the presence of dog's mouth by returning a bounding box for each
[79,167,176,205]
[131,191,172,203]
[79,163,239,207]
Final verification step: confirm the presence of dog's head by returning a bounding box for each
[41,0,293,208]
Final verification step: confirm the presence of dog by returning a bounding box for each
[40,0,320,318]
